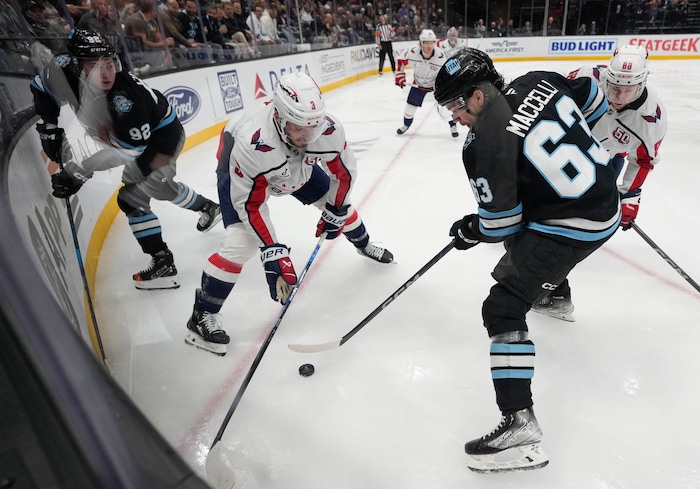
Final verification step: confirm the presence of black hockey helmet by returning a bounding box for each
[434,47,502,107]
[67,29,115,59]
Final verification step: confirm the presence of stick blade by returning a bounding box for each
[205,442,236,489]
[287,339,342,353]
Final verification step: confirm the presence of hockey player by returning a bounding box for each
[31,30,222,290]
[437,26,467,58]
[185,72,394,356]
[395,29,459,137]
[532,44,667,321]
[434,48,619,472]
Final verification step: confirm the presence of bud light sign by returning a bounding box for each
[164,86,201,124]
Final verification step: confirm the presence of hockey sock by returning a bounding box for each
[171,183,206,211]
[200,253,241,312]
[341,210,370,248]
[128,211,167,255]
[490,340,535,412]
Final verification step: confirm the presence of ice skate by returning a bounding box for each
[357,243,394,263]
[465,407,549,473]
[133,249,179,290]
[396,125,409,135]
[451,125,459,137]
[197,200,222,232]
[185,290,230,356]
[531,295,575,322]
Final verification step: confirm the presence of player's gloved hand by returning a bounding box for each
[449,214,481,250]
[316,203,349,239]
[261,243,297,303]
[395,71,406,88]
[50,170,83,198]
[620,188,641,230]
[36,123,65,162]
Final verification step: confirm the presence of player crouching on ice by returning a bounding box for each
[434,48,619,472]
[184,72,394,356]
[31,30,222,290]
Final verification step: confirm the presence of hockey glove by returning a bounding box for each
[395,71,406,89]
[316,203,349,239]
[36,123,65,162]
[261,244,298,303]
[449,214,480,250]
[51,170,83,198]
[620,188,641,230]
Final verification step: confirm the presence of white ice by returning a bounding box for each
[96,59,700,489]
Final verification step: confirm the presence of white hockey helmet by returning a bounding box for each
[273,72,326,147]
[419,29,437,43]
[604,45,649,102]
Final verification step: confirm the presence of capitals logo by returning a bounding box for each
[641,104,662,123]
[251,128,274,152]
[322,115,336,136]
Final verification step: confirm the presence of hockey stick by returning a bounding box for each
[205,235,325,489]
[288,240,456,354]
[56,156,108,367]
[630,221,700,293]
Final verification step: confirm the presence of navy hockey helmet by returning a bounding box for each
[434,47,502,107]
[67,29,115,59]
[67,29,121,77]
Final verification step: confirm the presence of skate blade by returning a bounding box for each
[467,443,549,473]
[185,331,227,356]
[134,276,180,290]
[531,307,575,322]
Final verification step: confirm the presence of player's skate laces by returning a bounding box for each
[185,299,230,356]
[465,407,549,473]
[197,201,222,232]
[357,243,394,263]
[133,249,179,290]
[531,295,575,322]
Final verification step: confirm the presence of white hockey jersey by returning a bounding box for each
[568,65,667,193]
[437,36,467,58]
[221,101,357,247]
[399,44,447,90]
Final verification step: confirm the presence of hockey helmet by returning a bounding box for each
[434,47,502,107]
[604,45,649,103]
[447,26,458,41]
[67,29,121,75]
[419,29,437,43]
[273,72,326,147]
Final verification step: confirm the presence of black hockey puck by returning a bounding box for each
[299,363,315,377]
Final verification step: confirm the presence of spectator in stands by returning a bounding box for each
[77,0,120,43]
[546,15,560,35]
[589,20,598,34]
[487,20,502,37]
[474,18,485,36]
[202,2,232,50]
[246,2,275,46]
[22,0,69,54]
[161,0,200,49]
[124,0,170,72]
[578,22,587,34]
[65,0,90,26]
[179,0,206,45]
[261,3,287,44]
[220,0,255,57]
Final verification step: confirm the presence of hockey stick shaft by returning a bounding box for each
[57,157,107,365]
[288,240,457,353]
[631,221,700,293]
[209,235,325,448]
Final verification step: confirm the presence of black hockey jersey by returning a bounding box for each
[30,54,182,170]
[461,71,620,247]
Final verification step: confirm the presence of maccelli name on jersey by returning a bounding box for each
[506,80,559,138]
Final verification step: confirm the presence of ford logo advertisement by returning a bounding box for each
[163,86,201,124]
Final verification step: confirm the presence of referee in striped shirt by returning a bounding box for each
[375,15,396,76]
